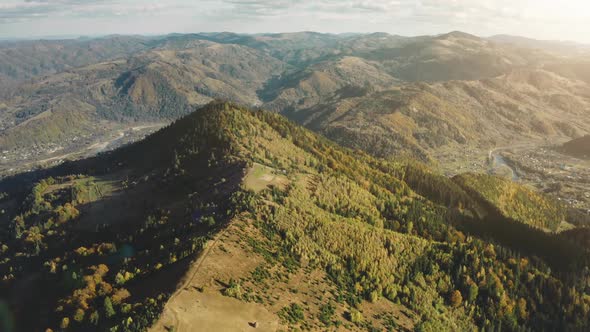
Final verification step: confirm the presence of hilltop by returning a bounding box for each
[1,102,589,332]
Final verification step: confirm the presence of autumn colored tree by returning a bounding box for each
[450,290,463,308]
[517,298,528,320]
[73,308,85,322]
[60,317,70,329]
[349,309,364,324]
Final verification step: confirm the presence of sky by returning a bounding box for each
[0,0,589,43]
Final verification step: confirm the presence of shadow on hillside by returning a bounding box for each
[451,204,588,275]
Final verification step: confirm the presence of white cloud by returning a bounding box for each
[0,0,589,42]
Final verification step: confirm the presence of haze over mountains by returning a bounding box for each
[2,31,590,172]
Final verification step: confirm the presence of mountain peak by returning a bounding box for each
[437,30,481,40]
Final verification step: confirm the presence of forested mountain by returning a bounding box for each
[0,36,153,94]
[1,102,589,331]
[284,68,590,160]
[0,40,286,151]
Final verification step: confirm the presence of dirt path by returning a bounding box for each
[150,219,281,332]
[161,226,229,332]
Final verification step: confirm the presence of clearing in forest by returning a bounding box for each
[243,163,289,192]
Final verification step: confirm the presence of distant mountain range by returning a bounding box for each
[489,34,590,56]
[1,31,590,170]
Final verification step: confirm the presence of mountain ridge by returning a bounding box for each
[4,30,590,175]
[2,102,589,331]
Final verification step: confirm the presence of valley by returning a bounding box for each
[436,138,590,225]
[0,123,165,177]
[503,144,590,215]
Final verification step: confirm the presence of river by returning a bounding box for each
[489,151,520,181]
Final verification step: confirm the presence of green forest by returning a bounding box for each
[0,102,589,331]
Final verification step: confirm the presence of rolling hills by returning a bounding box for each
[282,68,590,161]
[0,39,286,163]
[2,31,590,176]
[1,102,589,331]
[0,36,153,95]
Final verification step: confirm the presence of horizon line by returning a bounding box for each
[0,30,588,46]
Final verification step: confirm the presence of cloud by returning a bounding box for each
[213,0,299,18]
[0,0,185,22]
[209,0,517,27]
[0,0,589,42]
[0,0,586,25]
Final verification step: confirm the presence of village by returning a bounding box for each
[0,123,164,178]
[501,146,590,214]
[434,141,590,219]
